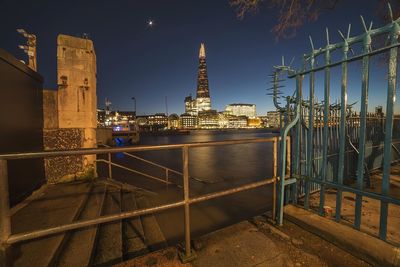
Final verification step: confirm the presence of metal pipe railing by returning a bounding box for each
[0,137,279,264]
[0,137,278,160]
[96,159,173,185]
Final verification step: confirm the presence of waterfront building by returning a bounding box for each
[198,110,219,128]
[184,95,197,116]
[225,103,256,118]
[218,113,229,128]
[148,113,168,130]
[184,43,212,116]
[168,113,180,129]
[258,116,269,128]
[228,115,248,128]
[180,113,198,129]
[247,117,261,127]
[266,111,281,128]
[97,109,106,126]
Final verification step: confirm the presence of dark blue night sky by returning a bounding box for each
[1,0,398,115]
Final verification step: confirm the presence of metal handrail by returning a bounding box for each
[0,137,277,160]
[100,144,183,176]
[0,136,279,263]
[95,159,174,186]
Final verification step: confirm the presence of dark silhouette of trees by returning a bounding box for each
[230,0,400,40]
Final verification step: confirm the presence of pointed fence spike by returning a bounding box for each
[388,3,394,22]
[326,28,330,45]
[360,15,368,32]
[338,30,345,41]
[289,56,295,67]
[309,35,315,51]
[347,24,352,38]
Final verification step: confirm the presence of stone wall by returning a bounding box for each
[43,90,58,129]
[43,128,95,183]
[41,34,97,184]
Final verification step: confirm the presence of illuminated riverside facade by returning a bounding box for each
[225,103,256,118]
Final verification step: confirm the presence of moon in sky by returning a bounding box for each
[147,19,155,28]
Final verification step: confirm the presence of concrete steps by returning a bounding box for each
[55,183,106,267]
[136,195,168,251]
[92,187,123,266]
[11,182,92,267]
[121,190,148,260]
[10,180,167,266]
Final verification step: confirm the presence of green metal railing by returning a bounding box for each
[270,3,400,241]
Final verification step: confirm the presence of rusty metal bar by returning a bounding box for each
[182,145,192,258]
[120,150,182,176]
[6,200,185,245]
[5,175,276,245]
[190,178,275,204]
[0,160,12,265]
[96,159,172,185]
[107,153,112,179]
[0,137,278,160]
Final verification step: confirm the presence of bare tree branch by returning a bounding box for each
[230,0,400,40]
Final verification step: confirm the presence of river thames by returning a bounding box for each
[99,129,279,243]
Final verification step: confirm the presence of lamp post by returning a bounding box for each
[131,97,136,120]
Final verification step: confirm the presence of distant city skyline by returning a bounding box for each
[1,0,398,115]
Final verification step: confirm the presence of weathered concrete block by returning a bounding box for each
[57,34,97,130]
[43,89,58,129]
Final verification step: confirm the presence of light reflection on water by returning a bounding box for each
[101,129,279,243]
[125,129,276,186]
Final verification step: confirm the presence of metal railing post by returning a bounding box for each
[305,47,316,209]
[336,27,350,222]
[108,153,112,180]
[180,145,195,262]
[0,160,11,266]
[166,169,169,189]
[319,28,331,215]
[272,137,278,221]
[355,26,371,230]
[379,20,399,240]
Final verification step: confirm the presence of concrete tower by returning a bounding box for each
[196,43,211,112]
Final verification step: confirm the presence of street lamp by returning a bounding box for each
[131,97,136,120]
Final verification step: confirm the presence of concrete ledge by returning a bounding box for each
[284,204,400,267]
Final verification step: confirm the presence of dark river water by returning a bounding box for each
[98,129,278,244]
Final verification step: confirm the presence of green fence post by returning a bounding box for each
[379,18,399,240]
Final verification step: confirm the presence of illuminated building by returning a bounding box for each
[198,110,219,128]
[225,103,256,118]
[168,113,180,129]
[184,43,212,116]
[184,95,197,116]
[267,111,281,128]
[180,113,198,129]
[148,113,168,130]
[247,117,261,127]
[228,115,248,128]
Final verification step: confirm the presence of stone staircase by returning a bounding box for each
[10,179,167,267]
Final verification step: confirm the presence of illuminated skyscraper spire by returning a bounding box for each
[199,43,206,58]
[196,42,210,99]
